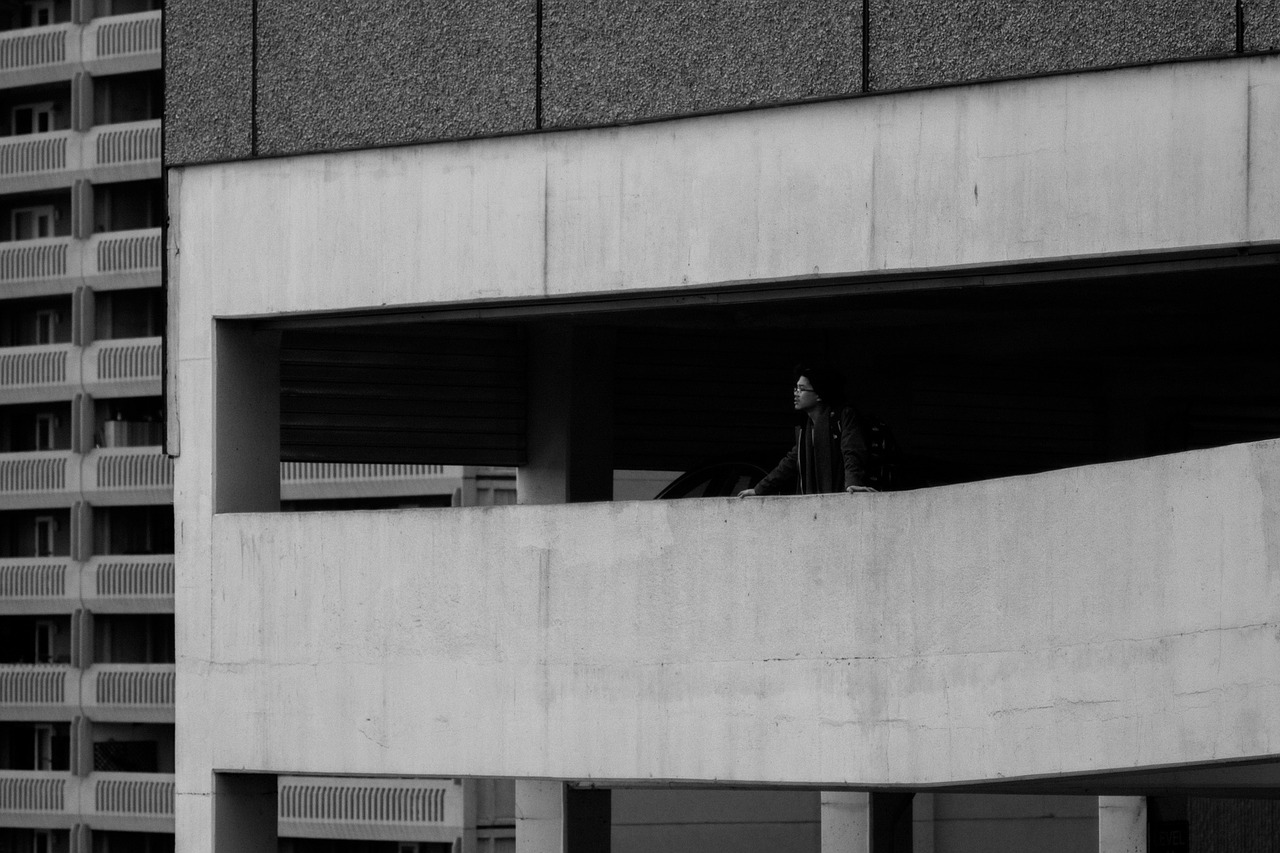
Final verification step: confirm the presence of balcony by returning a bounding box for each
[0,556,173,616]
[0,336,160,405]
[84,555,173,613]
[82,11,161,76]
[83,336,162,398]
[0,23,75,88]
[0,770,72,829]
[0,663,173,722]
[0,558,75,614]
[278,775,465,843]
[0,665,76,720]
[0,228,160,297]
[83,446,171,505]
[0,449,74,508]
[188,438,1280,790]
[0,770,172,831]
[84,664,173,723]
[0,342,74,404]
[0,120,161,193]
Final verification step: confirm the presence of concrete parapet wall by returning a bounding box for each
[179,438,1280,786]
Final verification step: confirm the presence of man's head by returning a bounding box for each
[793,363,845,409]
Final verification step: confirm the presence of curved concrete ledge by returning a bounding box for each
[181,438,1280,787]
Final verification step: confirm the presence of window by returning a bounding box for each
[33,726,55,771]
[34,309,57,344]
[33,621,55,664]
[11,102,53,135]
[34,413,56,450]
[33,516,55,557]
[11,206,54,240]
[21,2,53,27]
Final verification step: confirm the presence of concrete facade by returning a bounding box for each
[165,0,1280,848]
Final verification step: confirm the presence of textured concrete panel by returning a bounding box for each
[542,0,861,127]
[1246,0,1280,50]
[164,0,254,165]
[256,0,535,155]
[870,0,1236,91]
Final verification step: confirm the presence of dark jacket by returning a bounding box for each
[753,404,870,495]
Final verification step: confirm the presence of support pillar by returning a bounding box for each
[515,781,611,853]
[518,325,614,505]
[822,792,915,853]
[1099,796,1147,853]
[213,773,277,853]
[822,792,871,853]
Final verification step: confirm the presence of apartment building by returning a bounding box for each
[0,3,514,851]
[164,2,1280,853]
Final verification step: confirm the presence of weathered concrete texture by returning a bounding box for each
[1246,0,1280,50]
[869,0,1236,91]
[542,0,861,127]
[255,0,536,156]
[164,0,254,165]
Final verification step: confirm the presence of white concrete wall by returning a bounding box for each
[168,56,1280,324]
[176,438,1280,789]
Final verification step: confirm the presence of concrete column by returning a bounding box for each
[1099,796,1147,853]
[213,324,280,513]
[823,792,871,853]
[912,793,935,853]
[213,773,277,853]
[823,792,915,853]
[515,781,611,853]
[517,780,567,853]
[518,325,614,505]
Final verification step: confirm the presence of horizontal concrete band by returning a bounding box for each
[168,55,1280,330]
[187,438,1280,786]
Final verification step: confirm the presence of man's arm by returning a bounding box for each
[740,442,799,497]
[839,407,874,492]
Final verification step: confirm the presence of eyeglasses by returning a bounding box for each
[793,385,817,394]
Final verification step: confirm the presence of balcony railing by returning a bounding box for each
[85,11,161,62]
[0,343,71,389]
[278,776,464,842]
[0,771,173,829]
[84,664,173,722]
[0,130,70,176]
[0,24,72,72]
[0,121,158,187]
[88,555,173,601]
[84,447,172,501]
[1,337,159,405]
[0,236,70,281]
[90,228,162,276]
[0,450,74,505]
[0,665,73,707]
[0,558,71,601]
[0,229,160,287]
[92,119,160,167]
[0,771,68,816]
[280,462,463,501]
